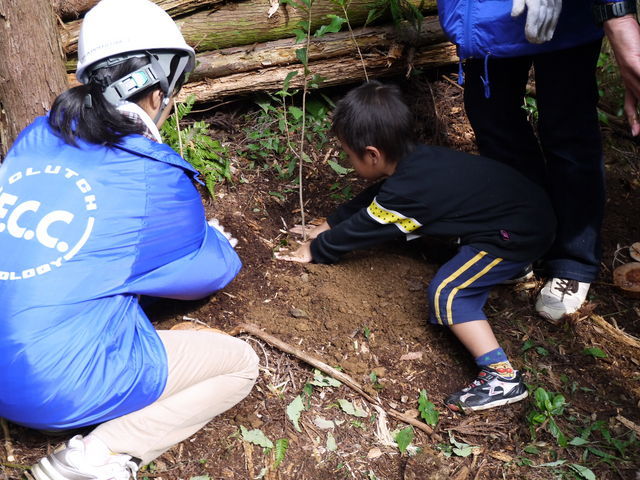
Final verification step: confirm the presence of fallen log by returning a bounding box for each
[190,16,445,81]
[59,0,437,55]
[53,0,224,20]
[180,42,458,102]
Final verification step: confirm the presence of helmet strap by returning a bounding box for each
[147,52,190,124]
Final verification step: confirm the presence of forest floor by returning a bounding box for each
[4,69,640,480]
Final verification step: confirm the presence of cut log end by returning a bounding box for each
[613,262,640,297]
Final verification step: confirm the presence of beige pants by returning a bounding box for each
[91,330,259,464]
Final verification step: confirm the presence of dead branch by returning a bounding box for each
[616,415,640,436]
[576,314,640,351]
[229,323,433,435]
[1,417,15,462]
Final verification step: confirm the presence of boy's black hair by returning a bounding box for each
[331,80,415,163]
[49,55,187,147]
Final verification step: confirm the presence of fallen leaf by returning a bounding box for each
[326,432,337,452]
[337,399,368,418]
[367,447,383,459]
[400,352,423,361]
[287,396,305,432]
[489,451,513,462]
[313,416,344,430]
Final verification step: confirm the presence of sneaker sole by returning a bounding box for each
[31,458,71,480]
[500,270,534,285]
[450,390,529,413]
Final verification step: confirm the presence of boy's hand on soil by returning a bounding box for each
[288,221,330,240]
[275,241,313,263]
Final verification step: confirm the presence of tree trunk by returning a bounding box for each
[0,0,68,158]
[180,42,457,102]
[189,16,445,81]
[59,0,437,55]
[53,0,224,20]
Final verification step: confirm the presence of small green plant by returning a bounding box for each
[437,432,477,457]
[362,325,371,339]
[521,339,549,357]
[522,94,539,124]
[582,347,607,359]
[527,387,568,447]
[369,371,383,390]
[161,95,230,197]
[596,47,625,121]
[242,93,332,182]
[417,389,439,427]
[394,426,414,455]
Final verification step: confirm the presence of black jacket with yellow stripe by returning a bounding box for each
[310,144,556,264]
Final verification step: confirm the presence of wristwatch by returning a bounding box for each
[593,0,638,25]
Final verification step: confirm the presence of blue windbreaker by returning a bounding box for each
[0,116,241,430]
[438,0,603,60]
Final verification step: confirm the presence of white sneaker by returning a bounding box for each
[535,278,590,323]
[31,435,138,480]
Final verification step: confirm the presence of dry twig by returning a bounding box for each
[229,323,433,435]
[1,418,15,462]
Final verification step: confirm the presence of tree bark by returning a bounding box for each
[59,0,437,55]
[189,16,445,81]
[53,0,224,20]
[0,0,68,157]
[179,42,457,102]
[189,17,446,81]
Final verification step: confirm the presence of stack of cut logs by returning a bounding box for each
[53,0,457,102]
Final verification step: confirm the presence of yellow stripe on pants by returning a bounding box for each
[433,251,487,325]
[444,257,503,325]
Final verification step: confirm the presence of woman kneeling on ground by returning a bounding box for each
[0,1,258,479]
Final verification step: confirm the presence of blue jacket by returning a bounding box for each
[438,0,603,60]
[0,117,241,430]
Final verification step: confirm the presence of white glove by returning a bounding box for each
[208,218,238,248]
[511,0,562,44]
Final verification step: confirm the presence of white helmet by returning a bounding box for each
[76,0,195,84]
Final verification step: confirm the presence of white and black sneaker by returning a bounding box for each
[445,368,528,413]
[535,278,590,323]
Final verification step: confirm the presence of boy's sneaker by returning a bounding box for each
[31,435,138,480]
[445,368,528,413]
[535,278,590,323]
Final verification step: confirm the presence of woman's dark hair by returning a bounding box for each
[50,52,187,147]
[331,80,415,163]
[49,56,154,146]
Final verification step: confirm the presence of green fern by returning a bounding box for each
[161,95,231,197]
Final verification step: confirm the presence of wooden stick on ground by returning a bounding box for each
[578,314,640,351]
[229,323,433,435]
[1,417,15,462]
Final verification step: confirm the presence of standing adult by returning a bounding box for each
[0,1,258,479]
[437,0,638,322]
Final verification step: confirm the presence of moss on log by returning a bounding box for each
[53,0,224,20]
[190,16,445,81]
[60,0,437,54]
[179,41,457,102]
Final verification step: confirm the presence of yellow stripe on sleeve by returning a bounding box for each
[444,256,503,325]
[433,251,487,325]
[366,198,422,233]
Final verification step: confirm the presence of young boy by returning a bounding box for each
[278,80,556,412]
